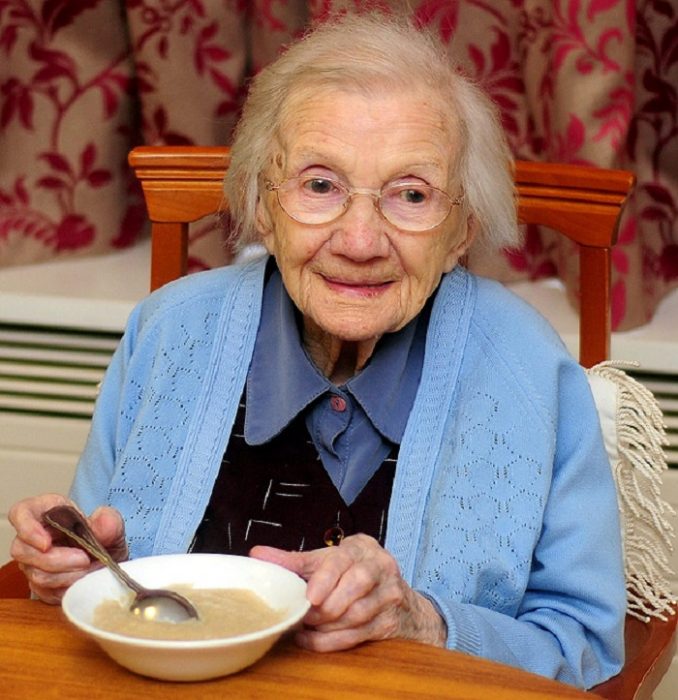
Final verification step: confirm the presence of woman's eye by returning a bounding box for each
[399,187,428,204]
[303,178,335,195]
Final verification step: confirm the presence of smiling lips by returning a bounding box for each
[322,274,394,297]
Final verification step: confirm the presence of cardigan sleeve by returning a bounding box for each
[418,359,626,688]
[68,302,145,513]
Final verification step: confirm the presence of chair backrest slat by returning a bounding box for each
[513,160,634,366]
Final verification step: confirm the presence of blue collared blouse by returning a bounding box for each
[244,268,429,504]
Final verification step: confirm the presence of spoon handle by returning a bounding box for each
[43,506,144,595]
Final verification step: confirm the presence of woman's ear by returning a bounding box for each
[255,197,276,254]
[443,214,478,273]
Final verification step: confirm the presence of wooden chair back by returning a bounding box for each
[128,146,676,699]
[129,146,635,367]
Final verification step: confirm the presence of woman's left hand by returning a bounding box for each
[249,534,446,652]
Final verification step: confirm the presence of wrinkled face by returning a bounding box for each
[256,88,473,345]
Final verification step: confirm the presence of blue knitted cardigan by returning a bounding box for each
[70,258,625,687]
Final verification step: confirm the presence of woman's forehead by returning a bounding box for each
[272,87,461,177]
[279,83,457,133]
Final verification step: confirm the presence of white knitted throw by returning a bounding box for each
[587,361,676,622]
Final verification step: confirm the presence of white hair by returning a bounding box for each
[225,12,520,252]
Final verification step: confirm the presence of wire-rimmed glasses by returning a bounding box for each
[265,176,464,232]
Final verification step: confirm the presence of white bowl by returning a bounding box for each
[61,553,310,681]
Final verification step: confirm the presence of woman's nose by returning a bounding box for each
[328,195,390,260]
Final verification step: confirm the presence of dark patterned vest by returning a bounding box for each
[190,394,398,554]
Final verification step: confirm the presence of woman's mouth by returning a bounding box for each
[322,275,394,297]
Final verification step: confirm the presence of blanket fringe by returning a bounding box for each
[587,361,676,622]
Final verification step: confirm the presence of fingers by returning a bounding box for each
[252,535,445,651]
[297,574,403,652]
[306,536,401,619]
[298,586,446,652]
[295,600,404,651]
[18,560,94,605]
[8,494,73,553]
[296,622,381,652]
[305,569,398,627]
[8,495,128,604]
[11,538,95,604]
[252,534,416,652]
[251,538,376,610]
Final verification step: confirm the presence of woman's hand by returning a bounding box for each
[8,494,127,604]
[250,533,446,652]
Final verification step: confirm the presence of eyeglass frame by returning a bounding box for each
[264,176,465,232]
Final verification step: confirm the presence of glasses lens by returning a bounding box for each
[379,184,452,231]
[271,177,456,231]
[276,177,347,224]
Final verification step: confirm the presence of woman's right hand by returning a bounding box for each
[8,494,127,604]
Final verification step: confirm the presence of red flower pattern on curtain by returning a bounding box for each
[0,0,676,330]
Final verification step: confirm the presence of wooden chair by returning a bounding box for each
[0,559,30,598]
[128,145,678,697]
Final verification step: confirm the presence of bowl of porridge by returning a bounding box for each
[61,553,310,681]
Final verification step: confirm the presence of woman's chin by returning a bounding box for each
[314,317,398,344]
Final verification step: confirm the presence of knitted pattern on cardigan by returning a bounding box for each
[70,258,625,688]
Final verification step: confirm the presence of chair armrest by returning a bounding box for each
[591,611,677,700]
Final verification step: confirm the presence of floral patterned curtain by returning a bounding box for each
[1,0,676,330]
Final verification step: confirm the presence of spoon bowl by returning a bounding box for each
[43,505,199,623]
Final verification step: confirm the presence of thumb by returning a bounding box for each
[89,506,128,560]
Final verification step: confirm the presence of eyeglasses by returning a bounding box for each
[265,176,464,232]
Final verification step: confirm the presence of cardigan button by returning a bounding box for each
[323,526,344,546]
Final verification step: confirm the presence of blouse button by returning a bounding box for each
[330,395,347,412]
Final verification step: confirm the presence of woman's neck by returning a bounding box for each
[302,322,378,384]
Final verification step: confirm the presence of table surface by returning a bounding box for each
[0,600,591,699]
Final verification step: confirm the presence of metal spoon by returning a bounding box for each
[42,505,199,623]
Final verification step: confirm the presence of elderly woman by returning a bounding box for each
[9,13,624,689]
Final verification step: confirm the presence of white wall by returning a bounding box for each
[1,414,89,558]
